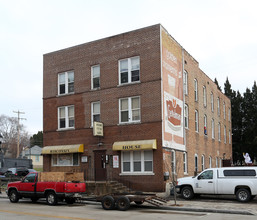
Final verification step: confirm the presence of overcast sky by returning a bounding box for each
[1,0,256,135]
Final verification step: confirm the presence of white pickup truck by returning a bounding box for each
[176,167,257,202]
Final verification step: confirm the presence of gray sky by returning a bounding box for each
[1,0,256,134]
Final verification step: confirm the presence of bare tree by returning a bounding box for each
[0,114,30,158]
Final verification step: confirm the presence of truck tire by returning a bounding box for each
[116,196,130,211]
[9,190,19,203]
[181,186,194,200]
[101,196,115,210]
[46,192,58,206]
[236,188,251,202]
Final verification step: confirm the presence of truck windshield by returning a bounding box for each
[23,173,36,183]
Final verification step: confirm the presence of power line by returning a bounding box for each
[13,110,26,158]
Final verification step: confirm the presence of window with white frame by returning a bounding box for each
[223,102,226,120]
[228,108,231,122]
[212,118,215,139]
[119,97,140,123]
[58,106,75,129]
[183,152,188,174]
[52,153,79,166]
[194,79,198,101]
[171,150,176,173]
[203,86,207,107]
[195,154,198,173]
[201,155,205,171]
[121,150,153,173]
[91,65,100,89]
[209,156,212,168]
[183,71,188,95]
[184,104,189,129]
[218,122,221,141]
[91,102,100,126]
[219,158,222,168]
[229,129,231,144]
[224,125,227,144]
[204,114,207,135]
[216,157,218,167]
[195,110,199,132]
[58,71,74,95]
[119,56,140,84]
[217,97,220,116]
[211,92,214,112]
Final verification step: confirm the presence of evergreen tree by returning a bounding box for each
[30,131,43,147]
[214,78,222,91]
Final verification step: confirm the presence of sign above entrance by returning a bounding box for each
[112,139,157,151]
[42,144,84,154]
[93,122,104,136]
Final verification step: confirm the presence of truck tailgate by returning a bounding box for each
[65,182,86,193]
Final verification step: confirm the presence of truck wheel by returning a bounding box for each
[46,192,58,206]
[65,198,76,204]
[116,196,130,211]
[181,186,194,200]
[236,188,251,202]
[9,190,19,203]
[101,196,115,210]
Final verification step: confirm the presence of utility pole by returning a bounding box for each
[13,110,26,158]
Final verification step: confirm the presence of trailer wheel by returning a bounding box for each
[181,186,194,200]
[236,188,251,202]
[9,190,19,203]
[46,192,58,206]
[102,196,115,210]
[116,196,130,211]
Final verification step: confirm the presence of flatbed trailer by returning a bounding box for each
[96,192,168,211]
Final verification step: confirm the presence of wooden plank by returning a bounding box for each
[38,172,84,182]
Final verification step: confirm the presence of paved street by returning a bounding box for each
[0,193,257,220]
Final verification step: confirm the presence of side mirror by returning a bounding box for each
[197,175,202,180]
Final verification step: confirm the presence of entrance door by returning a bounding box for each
[94,150,107,181]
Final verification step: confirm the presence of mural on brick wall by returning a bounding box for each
[161,28,185,151]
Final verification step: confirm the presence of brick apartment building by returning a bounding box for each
[42,24,232,192]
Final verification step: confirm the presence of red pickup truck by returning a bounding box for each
[7,172,86,205]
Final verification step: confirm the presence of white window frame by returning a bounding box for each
[209,156,212,168]
[228,108,231,122]
[203,86,207,107]
[52,153,79,166]
[183,152,188,174]
[183,71,188,95]
[91,101,100,127]
[218,122,221,142]
[211,118,215,139]
[91,65,100,89]
[121,150,153,174]
[194,79,198,101]
[184,104,189,129]
[201,155,205,171]
[217,97,220,116]
[119,56,140,85]
[211,92,214,112]
[119,96,141,124]
[219,158,222,168]
[58,105,75,130]
[223,102,226,120]
[195,110,199,132]
[58,71,74,95]
[204,114,207,136]
[224,125,227,144]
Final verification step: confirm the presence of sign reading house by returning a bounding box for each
[93,122,104,136]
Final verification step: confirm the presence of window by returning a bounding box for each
[195,110,199,132]
[218,122,221,141]
[223,169,256,177]
[211,119,215,139]
[58,106,75,129]
[184,104,189,129]
[121,150,153,173]
[217,97,220,116]
[194,79,198,101]
[228,108,231,122]
[58,71,74,95]
[198,170,213,179]
[35,156,40,162]
[224,125,227,144]
[52,153,79,166]
[216,157,219,167]
[195,154,198,173]
[223,102,226,120]
[171,150,176,173]
[183,152,188,174]
[119,97,140,123]
[209,156,212,168]
[91,102,100,126]
[119,56,140,84]
[204,114,207,135]
[203,86,207,107]
[91,65,100,89]
[229,129,231,144]
[201,155,205,171]
[183,71,188,95]
[211,92,214,112]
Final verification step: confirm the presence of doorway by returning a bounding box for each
[94,150,107,181]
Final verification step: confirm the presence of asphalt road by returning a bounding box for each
[0,197,257,220]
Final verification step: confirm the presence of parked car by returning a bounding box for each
[4,167,30,178]
[0,168,8,175]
